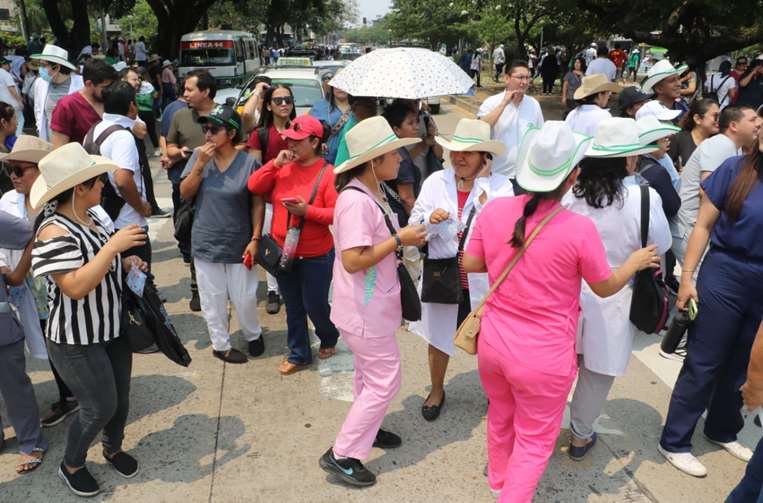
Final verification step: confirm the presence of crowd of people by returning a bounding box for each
[0,35,760,503]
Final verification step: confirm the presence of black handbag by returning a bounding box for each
[421,206,476,304]
[629,185,670,334]
[121,286,158,354]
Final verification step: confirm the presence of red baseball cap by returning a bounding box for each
[281,115,324,141]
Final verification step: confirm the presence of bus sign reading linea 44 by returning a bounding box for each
[181,41,234,49]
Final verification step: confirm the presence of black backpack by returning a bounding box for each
[83,123,131,220]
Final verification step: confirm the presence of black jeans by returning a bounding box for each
[46,336,133,468]
[138,110,159,149]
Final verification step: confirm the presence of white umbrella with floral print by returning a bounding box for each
[328,47,474,99]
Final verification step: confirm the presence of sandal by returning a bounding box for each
[318,347,337,359]
[16,450,44,474]
[278,359,309,375]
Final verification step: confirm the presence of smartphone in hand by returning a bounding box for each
[281,196,300,205]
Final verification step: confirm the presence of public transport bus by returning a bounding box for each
[178,30,260,87]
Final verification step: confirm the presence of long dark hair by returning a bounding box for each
[572,56,587,74]
[685,98,718,132]
[510,173,574,248]
[572,157,626,208]
[0,101,15,131]
[726,145,762,221]
[256,84,296,130]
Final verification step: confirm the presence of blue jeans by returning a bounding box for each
[276,251,339,365]
[726,436,763,503]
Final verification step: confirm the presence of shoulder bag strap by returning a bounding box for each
[474,205,563,316]
[330,109,351,137]
[458,206,477,252]
[639,184,649,248]
[295,160,329,231]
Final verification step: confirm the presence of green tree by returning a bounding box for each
[116,0,158,43]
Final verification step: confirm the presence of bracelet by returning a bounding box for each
[681,269,694,273]
[393,233,402,249]
[251,236,261,242]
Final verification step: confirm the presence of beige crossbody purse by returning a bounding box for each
[454,206,563,354]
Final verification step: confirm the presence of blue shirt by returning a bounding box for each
[701,155,763,259]
[309,99,347,164]
[160,99,188,138]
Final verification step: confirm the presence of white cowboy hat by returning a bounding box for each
[30,143,119,210]
[586,117,660,158]
[30,44,77,71]
[434,119,506,156]
[640,59,678,94]
[636,115,681,146]
[634,99,681,121]
[516,121,592,193]
[162,59,173,68]
[573,73,622,100]
[333,116,421,175]
[112,61,128,72]
[0,135,53,164]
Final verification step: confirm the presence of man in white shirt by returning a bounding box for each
[0,58,23,135]
[477,60,544,190]
[30,44,84,141]
[492,44,505,82]
[584,43,597,66]
[706,65,737,110]
[92,81,152,265]
[586,45,617,82]
[134,37,147,66]
[672,105,759,263]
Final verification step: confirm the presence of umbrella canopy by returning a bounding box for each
[329,47,474,99]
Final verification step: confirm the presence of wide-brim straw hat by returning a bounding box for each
[30,143,119,210]
[573,73,622,100]
[434,118,506,156]
[641,59,678,94]
[334,116,421,175]
[586,117,660,158]
[516,121,592,193]
[30,44,77,71]
[635,99,681,122]
[636,115,681,145]
[0,135,53,164]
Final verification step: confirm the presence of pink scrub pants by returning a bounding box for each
[478,338,576,502]
[333,329,401,460]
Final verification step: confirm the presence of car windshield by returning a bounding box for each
[180,48,235,66]
[270,79,323,108]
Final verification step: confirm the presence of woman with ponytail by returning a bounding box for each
[463,121,660,502]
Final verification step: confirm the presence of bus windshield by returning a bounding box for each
[181,48,235,66]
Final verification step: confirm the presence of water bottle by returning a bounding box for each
[279,226,301,272]
[661,309,691,354]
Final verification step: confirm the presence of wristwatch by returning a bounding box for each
[393,233,403,251]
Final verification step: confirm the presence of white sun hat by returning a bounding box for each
[333,116,421,175]
[587,117,660,158]
[516,121,592,193]
[112,61,128,72]
[30,44,78,71]
[434,118,506,156]
[636,115,681,146]
[634,99,681,121]
[30,143,119,210]
[641,59,679,94]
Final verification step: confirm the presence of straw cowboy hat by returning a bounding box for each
[30,44,78,71]
[333,116,421,175]
[636,115,681,146]
[516,121,593,193]
[640,59,678,94]
[635,99,681,122]
[573,73,622,100]
[0,135,53,164]
[434,118,506,156]
[586,117,660,158]
[30,143,119,210]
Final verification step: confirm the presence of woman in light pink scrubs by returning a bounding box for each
[464,121,660,502]
[318,116,427,488]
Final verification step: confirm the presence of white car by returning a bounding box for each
[226,67,325,116]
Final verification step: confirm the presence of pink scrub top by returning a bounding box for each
[330,179,402,337]
[466,195,611,376]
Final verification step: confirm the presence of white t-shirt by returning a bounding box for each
[565,104,611,137]
[134,41,147,61]
[0,68,20,109]
[705,73,737,109]
[586,58,617,82]
[470,54,481,71]
[96,113,146,229]
[477,92,544,178]
[492,47,505,64]
[584,47,597,65]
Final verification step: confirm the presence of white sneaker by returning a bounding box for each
[705,437,753,462]
[657,445,707,477]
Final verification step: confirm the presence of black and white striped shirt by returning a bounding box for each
[31,211,122,345]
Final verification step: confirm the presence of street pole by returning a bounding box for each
[539,27,543,52]
[16,0,29,42]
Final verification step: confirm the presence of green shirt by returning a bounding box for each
[333,114,358,167]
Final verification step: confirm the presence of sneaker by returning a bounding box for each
[213,348,248,364]
[151,208,171,218]
[41,400,79,428]
[660,336,687,362]
[704,437,753,462]
[657,445,707,477]
[248,336,265,357]
[103,450,139,478]
[58,463,100,497]
[372,429,401,449]
[189,291,201,312]
[266,291,281,315]
[319,448,376,487]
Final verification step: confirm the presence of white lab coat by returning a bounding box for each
[0,191,47,359]
[563,182,672,375]
[33,73,84,141]
[408,169,514,355]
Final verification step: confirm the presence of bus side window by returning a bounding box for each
[237,41,245,62]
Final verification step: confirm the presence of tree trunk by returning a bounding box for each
[42,0,90,58]
[146,0,218,58]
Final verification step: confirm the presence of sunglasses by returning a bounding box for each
[202,124,223,134]
[5,164,37,178]
[271,96,294,106]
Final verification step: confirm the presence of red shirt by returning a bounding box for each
[247,157,337,258]
[457,190,470,290]
[50,91,101,144]
[609,49,626,69]
[246,125,289,164]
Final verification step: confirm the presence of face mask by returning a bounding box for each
[39,67,52,82]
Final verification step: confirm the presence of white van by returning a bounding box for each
[178,30,260,87]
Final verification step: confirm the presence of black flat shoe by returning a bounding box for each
[58,463,100,497]
[372,429,401,449]
[103,450,139,478]
[568,433,597,461]
[421,391,445,422]
[213,348,248,364]
[248,337,265,357]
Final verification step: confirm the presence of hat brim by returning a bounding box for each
[639,126,680,145]
[281,129,312,141]
[434,135,506,156]
[334,137,421,175]
[30,156,119,210]
[641,69,678,94]
[30,53,77,71]
[573,82,622,100]
[585,143,660,158]
[0,149,49,164]
[516,128,593,193]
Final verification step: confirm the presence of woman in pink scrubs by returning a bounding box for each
[319,116,427,487]
[464,121,660,502]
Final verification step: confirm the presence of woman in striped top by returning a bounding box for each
[29,143,148,498]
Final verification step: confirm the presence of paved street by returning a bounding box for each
[0,102,759,502]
